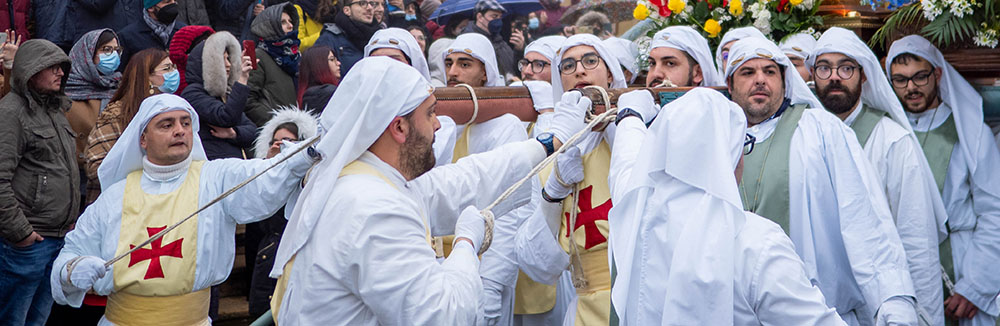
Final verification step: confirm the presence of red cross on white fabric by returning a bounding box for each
[127,226,184,280]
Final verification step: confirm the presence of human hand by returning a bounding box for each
[875,296,918,326]
[238,55,253,84]
[945,293,979,320]
[1,29,22,69]
[481,279,504,326]
[548,91,590,144]
[209,126,237,139]
[65,256,108,290]
[523,80,553,112]
[14,231,43,247]
[544,145,583,198]
[510,29,525,51]
[616,90,658,125]
[454,206,486,252]
[253,3,265,16]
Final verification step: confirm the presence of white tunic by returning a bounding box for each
[844,106,946,325]
[908,104,1000,326]
[747,108,915,325]
[277,140,545,325]
[50,150,313,324]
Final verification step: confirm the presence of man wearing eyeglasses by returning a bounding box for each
[727,37,919,326]
[811,27,947,326]
[314,0,382,76]
[887,35,1000,326]
[645,26,724,88]
[519,36,565,83]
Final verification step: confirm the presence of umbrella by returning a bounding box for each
[430,0,543,25]
[560,0,637,25]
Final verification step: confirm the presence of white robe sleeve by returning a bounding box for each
[50,187,121,308]
[746,218,847,326]
[608,118,647,202]
[208,142,315,224]
[515,191,570,285]
[411,140,546,237]
[954,127,1000,315]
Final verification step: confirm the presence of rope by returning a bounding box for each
[456,83,479,126]
[103,136,321,268]
[583,86,616,131]
[477,86,619,256]
[567,185,589,289]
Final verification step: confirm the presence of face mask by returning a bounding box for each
[155,3,179,24]
[528,18,539,30]
[405,14,417,21]
[158,69,180,93]
[488,18,503,36]
[97,52,120,75]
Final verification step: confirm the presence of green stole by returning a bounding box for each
[849,105,888,147]
[740,104,808,234]
[913,115,960,292]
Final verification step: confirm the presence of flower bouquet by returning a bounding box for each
[869,0,998,49]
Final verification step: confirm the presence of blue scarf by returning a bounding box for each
[259,30,301,77]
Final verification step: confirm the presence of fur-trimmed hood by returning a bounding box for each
[254,107,319,158]
[185,31,242,98]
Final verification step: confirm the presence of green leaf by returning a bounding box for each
[922,11,977,46]
[869,3,923,50]
[695,1,710,19]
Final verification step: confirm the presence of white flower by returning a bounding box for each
[749,2,766,18]
[974,29,999,48]
[921,0,943,20]
[754,14,772,35]
[947,0,973,18]
[801,0,815,9]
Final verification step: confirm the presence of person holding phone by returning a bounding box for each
[245,3,302,127]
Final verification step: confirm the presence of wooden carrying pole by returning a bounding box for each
[433,86,728,124]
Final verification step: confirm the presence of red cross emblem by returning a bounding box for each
[564,185,612,249]
[128,226,183,280]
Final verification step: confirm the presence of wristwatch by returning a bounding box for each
[615,108,643,125]
[536,132,555,156]
[541,188,565,203]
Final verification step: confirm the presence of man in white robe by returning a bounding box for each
[645,26,724,87]
[49,94,316,325]
[726,37,919,325]
[601,37,639,85]
[271,57,574,325]
[715,26,767,80]
[810,27,948,325]
[780,32,818,83]
[520,36,566,84]
[886,35,1000,326]
[608,87,845,325]
[365,27,432,81]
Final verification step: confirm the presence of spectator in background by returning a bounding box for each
[373,0,387,28]
[168,25,216,94]
[297,46,339,113]
[388,0,425,29]
[314,0,381,76]
[85,49,175,205]
[575,11,613,39]
[65,29,123,193]
[181,31,257,161]
[177,0,211,25]
[247,107,318,318]
[293,0,332,51]
[32,0,73,51]
[462,0,516,79]
[246,3,301,127]
[427,16,470,86]
[0,39,77,326]
[420,0,441,20]
[119,0,187,68]
[0,30,23,100]
[407,25,429,53]
[538,0,566,30]
[206,0,256,36]
[0,0,29,42]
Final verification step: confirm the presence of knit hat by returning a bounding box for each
[144,0,164,9]
[168,25,216,94]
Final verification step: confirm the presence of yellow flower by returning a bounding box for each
[789,0,802,6]
[633,3,651,20]
[668,0,685,14]
[729,0,743,16]
[703,19,722,38]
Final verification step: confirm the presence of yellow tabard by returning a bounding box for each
[107,161,208,326]
[515,140,613,325]
[270,160,434,322]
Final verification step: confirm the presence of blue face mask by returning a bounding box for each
[405,14,417,21]
[528,17,539,30]
[97,52,120,75]
[158,69,180,93]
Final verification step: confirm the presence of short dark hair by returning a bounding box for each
[890,53,928,67]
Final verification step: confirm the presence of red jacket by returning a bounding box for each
[0,0,29,41]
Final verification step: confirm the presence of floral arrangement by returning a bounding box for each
[869,0,998,49]
[631,0,824,48]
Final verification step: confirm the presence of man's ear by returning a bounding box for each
[692,63,704,86]
[343,5,352,16]
[607,69,613,85]
[140,132,148,151]
[934,67,943,83]
[480,70,488,85]
[860,70,867,84]
[388,116,409,144]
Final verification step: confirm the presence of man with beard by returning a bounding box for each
[811,28,946,325]
[314,0,382,76]
[645,26,724,87]
[271,57,574,325]
[727,37,919,325]
[887,35,1000,326]
[515,33,628,325]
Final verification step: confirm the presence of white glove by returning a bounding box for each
[523,80,554,112]
[616,90,658,125]
[481,279,504,326]
[876,296,919,326]
[454,206,486,252]
[549,91,591,144]
[544,145,584,199]
[64,256,107,290]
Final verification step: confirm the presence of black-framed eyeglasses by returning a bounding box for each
[813,64,859,80]
[350,1,378,7]
[559,53,602,75]
[518,59,550,74]
[890,70,934,89]
[744,133,756,155]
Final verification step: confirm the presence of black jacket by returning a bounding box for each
[181,41,257,160]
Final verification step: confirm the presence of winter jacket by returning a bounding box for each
[118,16,186,69]
[300,84,334,115]
[0,39,78,243]
[180,32,257,160]
[32,0,73,49]
[463,24,517,78]
[206,0,256,36]
[314,23,363,77]
[246,49,297,127]
[178,0,211,25]
[0,0,29,42]
[292,3,323,51]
